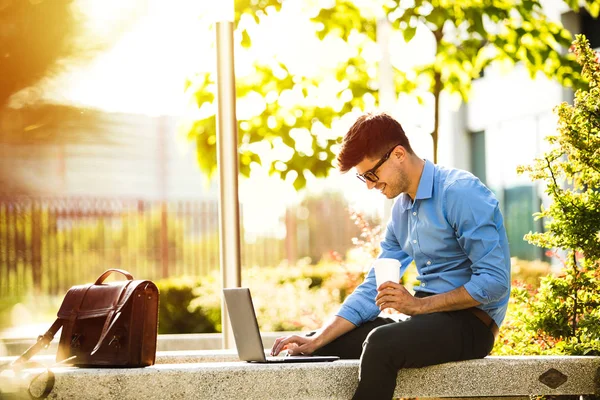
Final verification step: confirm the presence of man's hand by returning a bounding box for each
[375,282,423,315]
[271,316,356,357]
[376,283,481,316]
[270,334,320,356]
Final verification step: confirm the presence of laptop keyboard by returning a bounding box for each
[265,356,289,362]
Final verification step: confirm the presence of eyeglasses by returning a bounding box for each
[356,144,401,183]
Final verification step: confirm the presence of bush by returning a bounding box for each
[500,34,600,357]
[155,277,219,334]
[494,265,600,356]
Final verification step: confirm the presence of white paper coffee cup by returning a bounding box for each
[373,258,401,288]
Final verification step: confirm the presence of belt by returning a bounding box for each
[467,307,499,339]
[413,291,498,339]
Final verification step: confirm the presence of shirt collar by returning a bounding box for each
[415,159,434,200]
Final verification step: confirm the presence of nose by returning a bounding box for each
[365,179,377,190]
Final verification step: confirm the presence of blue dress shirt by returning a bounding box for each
[337,160,511,328]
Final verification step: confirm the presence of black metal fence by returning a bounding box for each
[0,194,362,298]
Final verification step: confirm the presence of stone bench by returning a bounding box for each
[6,355,599,399]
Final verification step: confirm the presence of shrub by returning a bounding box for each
[494,261,600,356]
[155,277,219,334]
[499,34,600,357]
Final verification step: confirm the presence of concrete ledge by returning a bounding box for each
[10,356,600,400]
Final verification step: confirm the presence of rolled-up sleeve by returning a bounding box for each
[336,267,381,326]
[336,218,413,326]
[444,179,510,304]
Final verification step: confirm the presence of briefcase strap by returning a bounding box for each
[0,318,63,399]
[91,310,121,355]
[94,269,134,285]
[12,318,63,367]
[90,279,137,355]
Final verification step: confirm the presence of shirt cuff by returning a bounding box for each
[335,305,361,327]
[464,281,490,304]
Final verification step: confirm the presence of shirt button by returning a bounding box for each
[412,212,417,216]
[427,260,431,265]
[421,282,427,287]
[412,240,417,244]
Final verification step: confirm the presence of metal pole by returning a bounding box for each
[216,20,242,350]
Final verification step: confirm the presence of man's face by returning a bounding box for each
[355,147,409,199]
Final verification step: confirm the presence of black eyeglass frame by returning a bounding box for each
[356,143,402,183]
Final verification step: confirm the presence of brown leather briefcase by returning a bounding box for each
[12,269,159,368]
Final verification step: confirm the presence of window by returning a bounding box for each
[470,130,487,185]
[581,10,600,50]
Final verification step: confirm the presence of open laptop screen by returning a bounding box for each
[223,287,339,363]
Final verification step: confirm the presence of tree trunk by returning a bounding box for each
[432,70,442,164]
[431,28,444,164]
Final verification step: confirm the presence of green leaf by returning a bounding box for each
[292,173,307,191]
[522,0,536,12]
[526,50,537,66]
[424,7,445,28]
[241,29,252,48]
[471,12,485,37]
[403,26,417,43]
[588,1,600,18]
[563,0,580,12]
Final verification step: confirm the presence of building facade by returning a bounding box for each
[444,5,600,261]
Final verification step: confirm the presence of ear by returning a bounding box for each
[393,145,407,162]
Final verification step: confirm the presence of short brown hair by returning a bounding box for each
[336,112,414,173]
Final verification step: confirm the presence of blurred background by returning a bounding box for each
[0,0,599,346]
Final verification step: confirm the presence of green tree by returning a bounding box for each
[312,0,598,163]
[182,0,381,190]
[509,34,600,355]
[183,0,595,188]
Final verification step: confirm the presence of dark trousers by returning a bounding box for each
[313,309,495,400]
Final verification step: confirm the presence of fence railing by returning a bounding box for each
[0,195,362,298]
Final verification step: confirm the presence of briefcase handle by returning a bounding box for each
[94,269,134,285]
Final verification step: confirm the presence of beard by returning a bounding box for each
[379,167,410,199]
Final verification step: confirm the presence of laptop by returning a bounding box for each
[223,287,340,363]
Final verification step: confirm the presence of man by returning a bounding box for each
[271,112,511,400]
